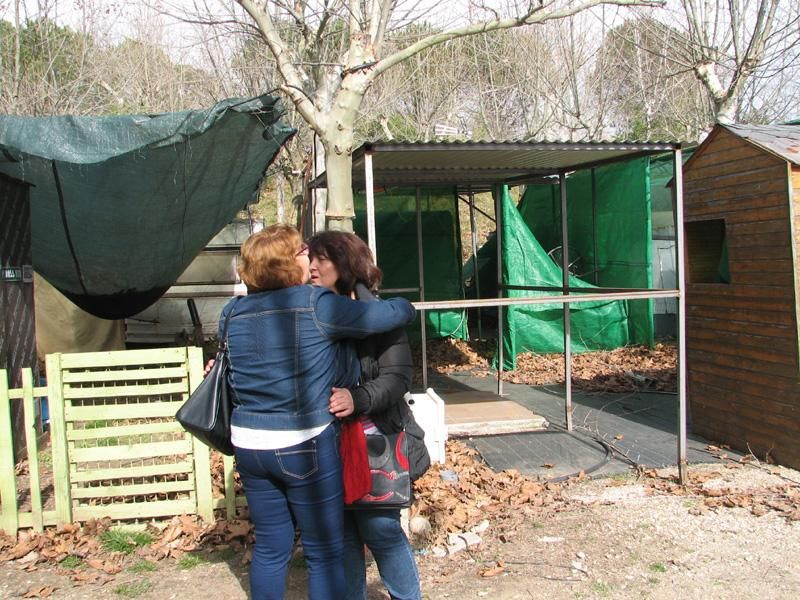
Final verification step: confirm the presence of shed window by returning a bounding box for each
[686,219,730,284]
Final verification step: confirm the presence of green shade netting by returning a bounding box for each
[495,185,633,369]
[516,157,654,348]
[0,95,295,319]
[354,187,467,340]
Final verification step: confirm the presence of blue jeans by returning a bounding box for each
[235,424,344,600]
[343,509,421,600]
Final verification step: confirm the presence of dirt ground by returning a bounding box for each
[3,459,799,600]
[3,343,795,598]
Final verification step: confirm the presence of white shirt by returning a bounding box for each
[231,423,330,450]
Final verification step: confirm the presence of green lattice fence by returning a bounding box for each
[0,347,243,535]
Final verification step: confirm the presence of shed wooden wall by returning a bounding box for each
[684,127,800,468]
[0,174,36,460]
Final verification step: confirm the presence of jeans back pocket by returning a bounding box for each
[275,443,319,479]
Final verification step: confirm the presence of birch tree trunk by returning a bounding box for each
[313,136,328,234]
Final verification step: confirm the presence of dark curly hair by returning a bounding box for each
[307,231,382,295]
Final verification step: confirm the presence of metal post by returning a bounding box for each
[186,299,204,347]
[560,172,573,431]
[495,186,504,396]
[416,186,428,390]
[673,148,688,484]
[591,168,599,285]
[468,188,483,340]
[365,151,377,261]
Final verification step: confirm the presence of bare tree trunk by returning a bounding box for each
[13,0,22,98]
[228,0,664,232]
[313,136,327,234]
[322,148,356,232]
[682,0,781,124]
[318,63,368,231]
[276,173,285,223]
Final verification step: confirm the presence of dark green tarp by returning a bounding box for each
[517,157,654,348]
[0,95,294,319]
[464,155,657,369]
[354,187,467,340]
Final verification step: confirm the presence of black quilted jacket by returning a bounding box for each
[349,284,431,480]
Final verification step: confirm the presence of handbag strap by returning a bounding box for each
[218,297,240,353]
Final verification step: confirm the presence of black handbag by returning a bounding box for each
[347,430,412,510]
[175,301,238,456]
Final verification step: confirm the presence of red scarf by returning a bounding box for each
[340,418,371,503]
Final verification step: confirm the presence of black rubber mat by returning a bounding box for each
[426,372,736,479]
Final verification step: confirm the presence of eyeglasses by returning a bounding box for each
[295,244,309,257]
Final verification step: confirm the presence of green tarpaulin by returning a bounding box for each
[517,157,654,349]
[354,187,467,340]
[0,95,294,319]
[498,185,633,369]
[464,157,655,369]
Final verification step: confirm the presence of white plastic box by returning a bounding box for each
[404,388,447,464]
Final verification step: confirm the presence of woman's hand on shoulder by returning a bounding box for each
[329,387,354,418]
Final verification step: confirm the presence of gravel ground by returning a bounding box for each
[416,463,800,599]
[2,462,798,600]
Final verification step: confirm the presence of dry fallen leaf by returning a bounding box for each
[414,340,677,393]
[480,562,506,577]
[23,585,56,598]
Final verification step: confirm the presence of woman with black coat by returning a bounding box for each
[308,231,430,600]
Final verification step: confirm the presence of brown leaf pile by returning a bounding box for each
[0,519,122,586]
[416,338,493,376]
[411,439,568,547]
[143,515,254,563]
[210,452,243,499]
[415,339,677,393]
[0,513,256,586]
[1,440,567,577]
[643,459,800,521]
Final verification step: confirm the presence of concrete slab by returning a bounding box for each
[440,390,548,437]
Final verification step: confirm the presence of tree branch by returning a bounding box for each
[235,0,321,132]
[369,0,665,81]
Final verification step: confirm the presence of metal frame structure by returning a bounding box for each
[309,140,688,482]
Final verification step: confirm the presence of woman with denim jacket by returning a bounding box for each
[308,231,430,600]
[221,225,416,600]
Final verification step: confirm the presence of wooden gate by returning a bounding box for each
[1,347,242,535]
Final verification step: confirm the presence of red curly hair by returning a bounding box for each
[238,224,305,292]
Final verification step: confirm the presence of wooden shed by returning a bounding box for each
[683,123,800,468]
[0,172,36,459]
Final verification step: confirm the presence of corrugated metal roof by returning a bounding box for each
[308,139,682,189]
[724,123,800,165]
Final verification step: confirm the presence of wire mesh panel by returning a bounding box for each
[47,347,203,524]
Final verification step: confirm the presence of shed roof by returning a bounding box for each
[723,123,800,166]
[308,139,681,190]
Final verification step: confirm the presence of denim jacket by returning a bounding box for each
[219,285,416,432]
